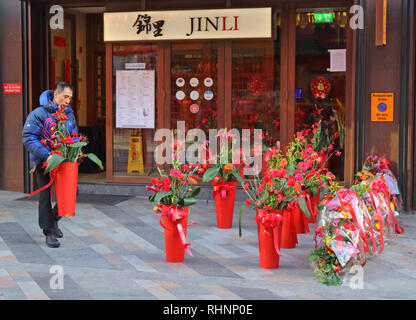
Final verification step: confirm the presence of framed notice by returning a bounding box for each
[116,70,155,128]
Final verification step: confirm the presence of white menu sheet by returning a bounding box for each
[116,70,155,128]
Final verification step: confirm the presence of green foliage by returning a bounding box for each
[45,153,65,173]
[309,246,343,286]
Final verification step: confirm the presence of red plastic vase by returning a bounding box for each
[292,204,308,234]
[161,205,189,263]
[257,209,282,269]
[280,208,298,249]
[213,180,237,229]
[55,162,79,217]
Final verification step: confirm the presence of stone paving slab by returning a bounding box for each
[0,189,415,300]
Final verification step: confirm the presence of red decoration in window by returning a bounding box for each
[310,76,331,99]
[247,76,267,97]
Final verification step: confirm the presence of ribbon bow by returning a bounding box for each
[159,205,193,257]
[213,177,232,198]
[254,210,283,256]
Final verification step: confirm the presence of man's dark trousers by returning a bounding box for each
[35,165,61,235]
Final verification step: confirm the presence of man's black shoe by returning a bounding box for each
[54,221,63,238]
[45,233,60,248]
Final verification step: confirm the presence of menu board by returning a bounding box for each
[116,70,155,128]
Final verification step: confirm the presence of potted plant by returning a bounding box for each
[147,140,203,262]
[202,130,244,229]
[31,106,103,217]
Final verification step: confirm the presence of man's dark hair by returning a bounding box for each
[54,81,73,93]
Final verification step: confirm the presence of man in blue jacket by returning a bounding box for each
[22,82,78,248]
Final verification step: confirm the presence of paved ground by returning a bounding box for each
[0,189,415,300]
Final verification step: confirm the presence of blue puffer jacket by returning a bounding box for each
[22,90,78,168]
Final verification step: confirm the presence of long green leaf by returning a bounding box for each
[86,153,104,170]
[153,190,172,204]
[68,142,88,148]
[182,197,197,207]
[148,167,159,176]
[297,197,311,219]
[45,154,65,173]
[232,170,245,187]
[188,186,201,198]
[202,166,221,182]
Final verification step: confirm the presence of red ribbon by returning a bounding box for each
[314,226,324,248]
[213,178,232,199]
[254,210,283,256]
[304,193,317,223]
[368,191,385,254]
[337,189,370,254]
[159,205,193,257]
[28,166,59,201]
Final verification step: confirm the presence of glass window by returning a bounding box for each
[295,9,347,180]
[170,41,218,133]
[112,44,158,176]
[231,12,281,150]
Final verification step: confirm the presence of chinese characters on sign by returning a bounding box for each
[132,14,165,37]
[104,8,272,41]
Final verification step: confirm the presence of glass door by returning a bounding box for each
[295,8,348,180]
[170,41,219,133]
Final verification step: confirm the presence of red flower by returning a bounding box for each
[298,162,309,171]
[245,198,252,206]
[61,136,74,144]
[335,235,343,241]
[287,175,295,187]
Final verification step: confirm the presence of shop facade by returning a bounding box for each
[0,0,415,210]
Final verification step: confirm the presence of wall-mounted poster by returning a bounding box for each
[116,70,155,128]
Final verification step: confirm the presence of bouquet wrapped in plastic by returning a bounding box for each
[310,189,367,285]
[362,155,402,211]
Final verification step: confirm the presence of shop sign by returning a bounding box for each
[3,83,22,94]
[104,8,272,41]
[371,92,394,122]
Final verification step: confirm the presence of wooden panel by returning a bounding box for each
[344,3,356,187]
[364,0,401,176]
[279,3,289,147]
[224,40,232,130]
[287,2,296,143]
[217,41,225,129]
[105,42,113,182]
[0,0,24,191]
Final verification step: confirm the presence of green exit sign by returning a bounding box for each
[314,13,333,23]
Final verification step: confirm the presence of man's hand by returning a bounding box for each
[46,154,53,163]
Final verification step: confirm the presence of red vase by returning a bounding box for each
[292,204,307,234]
[257,209,282,269]
[55,162,79,217]
[280,209,298,249]
[161,205,188,263]
[309,189,321,223]
[213,180,237,229]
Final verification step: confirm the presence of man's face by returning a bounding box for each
[53,87,73,107]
